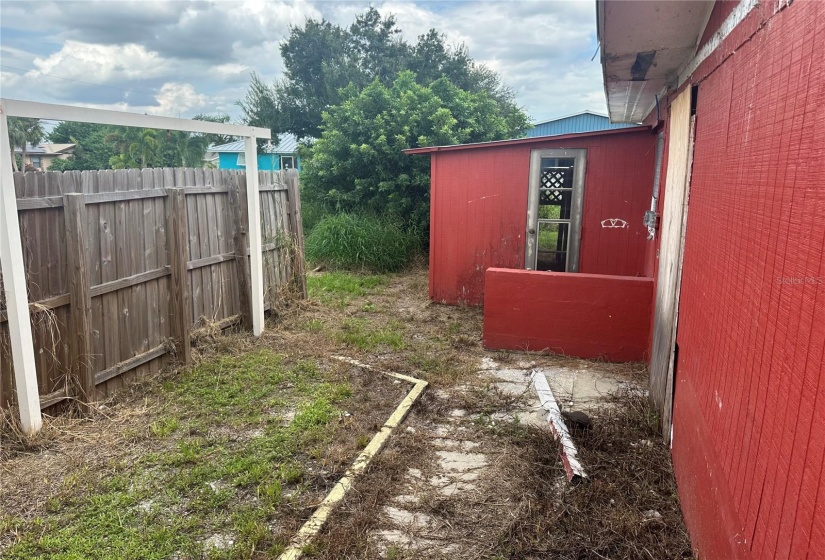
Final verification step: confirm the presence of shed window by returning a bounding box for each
[236,152,246,166]
[281,155,295,169]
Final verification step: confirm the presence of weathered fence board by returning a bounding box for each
[0,168,304,411]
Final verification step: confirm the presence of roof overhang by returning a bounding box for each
[403,125,651,155]
[598,0,714,122]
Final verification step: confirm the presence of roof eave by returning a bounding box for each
[599,0,716,123]
[403,125,651,155]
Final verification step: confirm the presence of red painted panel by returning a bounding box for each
[672,375,753,560]
[482,268,652,362]
[428,129,655,305]
[655,1,825,558]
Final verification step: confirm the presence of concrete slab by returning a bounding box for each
[538,365,624,411]
[479,357,499,370]
[384,506,433,530]
[489,368,531,383]
[436,451,488,472]
[432,438,481,451]
[495,381,529,396]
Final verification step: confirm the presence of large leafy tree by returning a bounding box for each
[48,121,115,171]
[240,8,526,140]
[301,71,529,234]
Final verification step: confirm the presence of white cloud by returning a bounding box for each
[31,41,170,83]
[213,63,250,79]
[0,71,22,90]
[147,82,209,115]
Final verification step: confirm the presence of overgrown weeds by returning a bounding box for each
[305,213,419,273]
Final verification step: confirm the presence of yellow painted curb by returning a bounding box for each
[277,356,428,560]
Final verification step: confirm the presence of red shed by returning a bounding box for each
[406,127,656,306]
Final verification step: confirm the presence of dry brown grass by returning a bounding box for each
[495,388,692,560]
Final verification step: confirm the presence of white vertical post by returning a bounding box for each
[244,136,265,336]
[0,105,42,434]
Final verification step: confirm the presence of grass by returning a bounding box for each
[337,318,405,351]
[304,213,419,273]
[307,271,387,308]
[2,350,355,560]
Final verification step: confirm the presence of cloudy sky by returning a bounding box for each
[0,0,605,125]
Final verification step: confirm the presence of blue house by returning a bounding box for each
[206,134,301,171]
[527,111,638,138]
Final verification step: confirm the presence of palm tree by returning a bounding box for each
[172,131,208,167]
[129,129,159,168]
[104,127,159,168]
[8,117,44,172]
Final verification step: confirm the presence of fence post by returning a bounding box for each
[229,174,252,330]
[166,188,192,365]
[285,171,307,298]
[63,193,95,409]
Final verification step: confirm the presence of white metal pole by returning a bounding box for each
[0,105,42,434]
[244,137,265,336]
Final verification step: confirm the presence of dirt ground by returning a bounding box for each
[0,268,693,559]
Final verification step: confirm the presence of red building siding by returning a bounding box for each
[654,2,825,558]
[483,268,652,362]
[426,129,656,305]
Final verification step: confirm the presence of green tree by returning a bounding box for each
[48,121,115,171]
[192,113,233,147]
[104,127,161,168]
[7,117,44,172]
[240,7,526,140]
[300,71,529,235]
[169,130,208,167]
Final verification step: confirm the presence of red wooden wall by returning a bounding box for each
[655,1,825,558]
[483,268,652,362]
[427,129,656,305]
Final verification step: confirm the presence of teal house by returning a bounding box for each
[206,134,300,171]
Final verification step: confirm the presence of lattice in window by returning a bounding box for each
[539,168,571,204]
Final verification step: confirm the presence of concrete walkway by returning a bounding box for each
[370,356,631,557]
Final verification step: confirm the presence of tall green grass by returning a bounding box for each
[305,213,419,273]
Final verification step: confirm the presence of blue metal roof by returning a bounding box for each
[209,133,299,154]
[527,111,638,138]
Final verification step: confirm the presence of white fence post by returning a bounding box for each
[244,137,265,336]
[0,104,43,434]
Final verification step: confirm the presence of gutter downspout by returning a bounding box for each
[644,131,665,240]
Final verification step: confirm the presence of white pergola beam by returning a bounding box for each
[0,104,42,435]
[2,99,271,139]
[0,98,271,434]
[244,137,265,336]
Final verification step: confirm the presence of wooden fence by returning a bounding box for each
[0,168,306,411]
